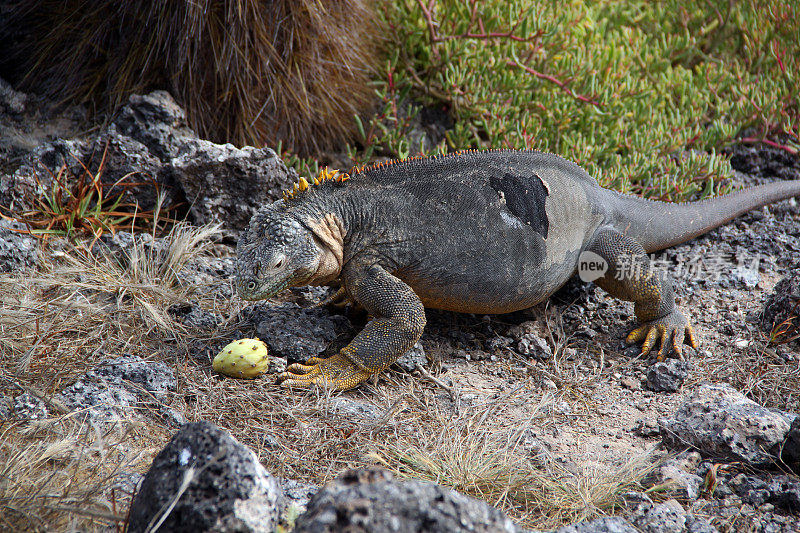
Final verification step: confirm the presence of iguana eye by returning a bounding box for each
[271,254,286,270]
[247,281,256,291]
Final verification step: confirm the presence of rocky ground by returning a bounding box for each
[0,80,798,532]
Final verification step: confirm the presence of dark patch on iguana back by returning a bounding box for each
[489,172,549,238]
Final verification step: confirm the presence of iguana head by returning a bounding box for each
[235,204,323,301]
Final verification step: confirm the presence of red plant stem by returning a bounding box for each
[739,137,798,155]
[772,41,786,75]
[507,60,604,108]
[417,0,438,51]
[416,0,541,44]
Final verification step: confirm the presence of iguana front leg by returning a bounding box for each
[277,264,426,390]
[586,228,698,359]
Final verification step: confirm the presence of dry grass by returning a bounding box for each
[0,222,222,385]
[0,223,224,530]
[366,386,657,529]
[178,365,657,530]
[0,417,157,532]
[2,0,380,155]
[698,337,800,413]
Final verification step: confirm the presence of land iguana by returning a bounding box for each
[235,149,800,390]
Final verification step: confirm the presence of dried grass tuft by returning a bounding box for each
[0,417,157,532]
[2,0,381,155]
[367,386,657,529]
[0,223,225,530]
[0,222,221,390]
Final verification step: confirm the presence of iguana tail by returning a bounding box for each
[609,180,800,253]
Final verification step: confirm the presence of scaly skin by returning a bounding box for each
[236,149,800,390]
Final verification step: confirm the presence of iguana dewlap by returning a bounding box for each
[235,150,800,391]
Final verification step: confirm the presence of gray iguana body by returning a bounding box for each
[236,149,800,390]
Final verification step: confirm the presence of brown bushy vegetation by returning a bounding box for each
[1,0,380,155]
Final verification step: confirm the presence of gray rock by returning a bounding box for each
[659,383,793,467]
[731,263,760,288]
[0,219,38,272]
[730,473,800,513]
[258,433,281,449]
[12,392,48,420]
[746,512,800,533]
[82,91,194,211]
[246,302,351,363]
[394,341,427,372]
[0,394,12,419]
[520,429,553,466]
[171,139,297,228]
[292,467,527,533]
[485,335,513,352]
[618,491,654,509]
[655,452,704,501]
[108,471,144,498]
[397,101,452,156]
[2,92,181,213]
[0,77,27,115]
[58,373,139,424]
[3,89,297,231]
[8,134,122,214]
[168,302,223,330]
[517,332,553,359]
[633,418,661,438]
[684,516,718,533]
[91,355,176,401]
[56,355,180,425]
[87,125,168,211]
[111,91,196,162]
[760,272,800,343]
[290,285,333,306]
[628,499,717,533]
[268,356,287,374]
[328,397,385,424]
[160,406,189,427]
[280,478,318,518]
[646,359,688,392]
[783,415,800,474]
[127,421,281,533]
[620,375,641,391]
[553,516,637,533]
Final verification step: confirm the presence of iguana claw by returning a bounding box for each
[313,287,354,309]
[626,310,698,360]
[277,352,373,391]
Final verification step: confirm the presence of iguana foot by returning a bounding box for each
[277,352,372,391]
[626,310,699,360]
[314,287,354,309]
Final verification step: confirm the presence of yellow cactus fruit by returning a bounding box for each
[213,338,270,379]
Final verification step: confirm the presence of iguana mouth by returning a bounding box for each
[236,276,289,301]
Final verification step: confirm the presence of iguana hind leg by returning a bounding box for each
[278,264,426,390]
[585,228,698,359]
